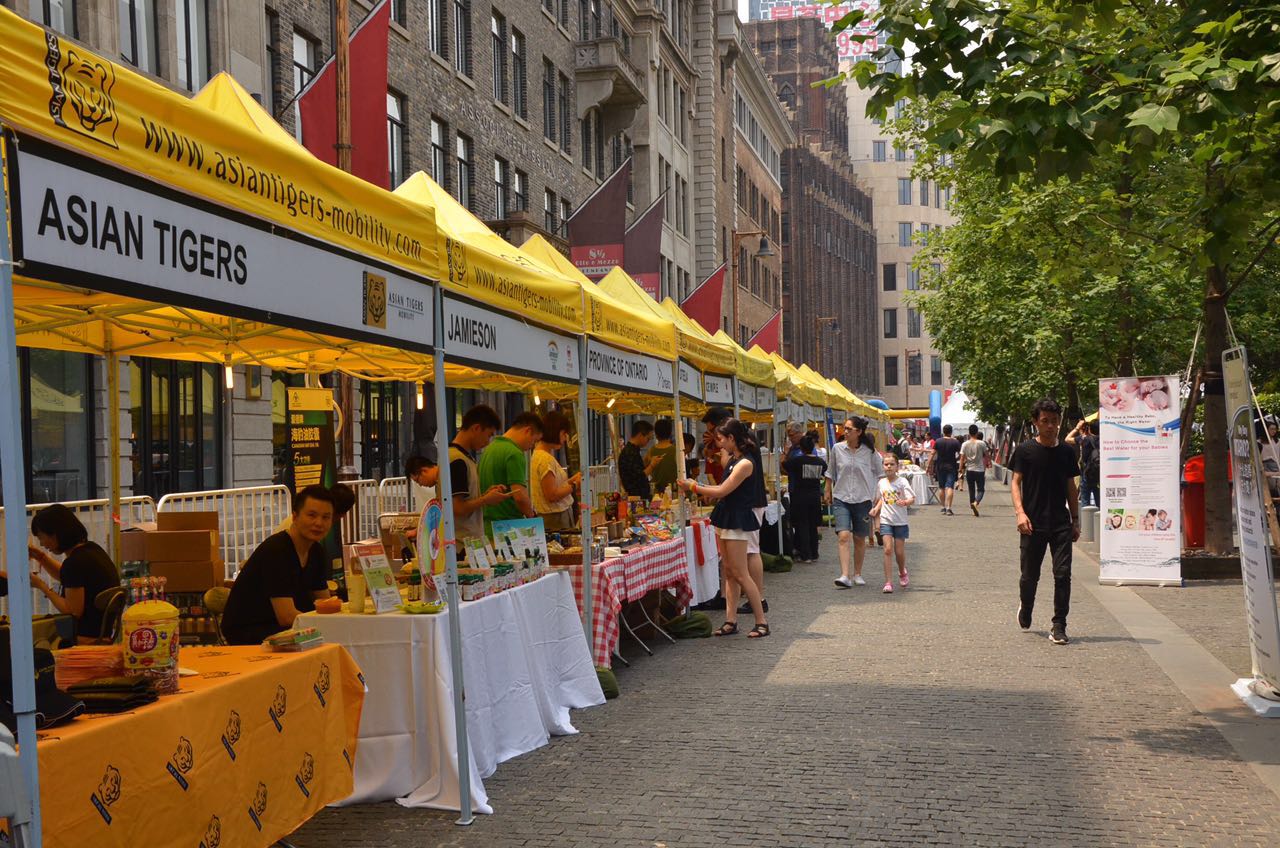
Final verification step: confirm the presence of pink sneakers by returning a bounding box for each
[882,582,894,593]
[899,570,909,588]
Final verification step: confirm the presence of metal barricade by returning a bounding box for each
[377,476,413,516]
[588,464,616,502]
[0,496,156,616]
[157,485,291,577]
[342,479,381,542]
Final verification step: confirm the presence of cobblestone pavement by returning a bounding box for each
[293,485,1280,847]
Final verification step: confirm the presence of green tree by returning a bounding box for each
[839,0,1280,551]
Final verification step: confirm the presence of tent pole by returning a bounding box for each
[0,138,43,845]
[432,287,473,826]
[732,376,740,420]
[776,413,783,553]
[105,327,121,562]
[577,336,594,646]
[672,359,681,522]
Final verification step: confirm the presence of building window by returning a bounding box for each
[387,91,405,189]
[513,169,528,211]
[430,117,447,186]
[908,353,922,385]
[898,222,913,247]
[907,267,920,290]
[872,140,886,162]
[542,59,556,142]
[935,182,943,208]
[21,350,94,503]
[119,0,156,73]
[882,263,896,291]
[265,9,281,114]
[897,178,912,205]
[430,0,446,55]
[544,189,557,231]
[558,72,571,152]
[919,222,932,245]
[455,133,473,209]
[390,0,406,26]
[511,28,527,119]
[493,156,509,218]
[360,382,404,481]
[907,308,922,338]
[491,12,507,102]
[931,355,943,386]
[291,31,318,141]
[883,308,897,339]
[894,145,907,162]
[920,179,929,206]
[452,0,471,76]
[32,0,76,34]
[175,0,209,89]
[560,198,571,235]
[883,355,898,387]
[129,358,223,498]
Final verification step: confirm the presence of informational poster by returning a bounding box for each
[417,498,447,576]
[1098,375,1183,586]
[352,543,402,614]
[287,387,337,491]
[492,517,549,570]
[1223,347,1280,701]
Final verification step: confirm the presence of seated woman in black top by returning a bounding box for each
[221,485,335,646]
[677,418,770,639]
[27,504,121,641]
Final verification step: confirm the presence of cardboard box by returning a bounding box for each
[157,512,219,533]
[149,559,225,593]
[119,530,218,563]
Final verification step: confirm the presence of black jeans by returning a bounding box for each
[966,470,986,504]
[790,491,821,560]
[1019,525,1073,627]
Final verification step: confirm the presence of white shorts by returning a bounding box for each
[716,527,754,542]
[747,506,766,555]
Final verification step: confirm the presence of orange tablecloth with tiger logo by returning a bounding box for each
[36,644,364,848]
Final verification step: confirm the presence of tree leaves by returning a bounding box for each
[1126,103,1180,134]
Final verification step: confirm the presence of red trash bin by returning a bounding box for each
[1182,455,1204,549]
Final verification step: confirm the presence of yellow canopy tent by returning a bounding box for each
[709,330,776,423]
[520,235,679,414]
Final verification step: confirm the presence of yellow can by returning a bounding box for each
[122,600,180,694]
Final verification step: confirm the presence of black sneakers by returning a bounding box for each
[1017,604,1031,630]
[1049,624,1069,645]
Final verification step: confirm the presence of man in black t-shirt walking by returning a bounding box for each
[1010,398,1081,645]
[930,425,962,515]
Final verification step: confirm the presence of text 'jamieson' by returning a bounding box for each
[35,188,249,285]
[448,313,498,350]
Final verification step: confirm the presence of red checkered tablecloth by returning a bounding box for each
[566,539,692,668]
[567,558,625,668]
[618,537,692,609]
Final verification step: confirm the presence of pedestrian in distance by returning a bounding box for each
[678,418,769,638]
[783,432,827,563]
[959,424,990,516]
[1011,398,1082,645]
[931,424,962,515]
[825,416,885,589]
[870,453,915,593]
[1065,419,1100,509]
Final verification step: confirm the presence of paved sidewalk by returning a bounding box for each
[293,485,1280,847]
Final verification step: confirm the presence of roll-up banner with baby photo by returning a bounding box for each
[1098,375,1183,586]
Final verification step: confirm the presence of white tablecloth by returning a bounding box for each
[684,521,720,605]
[902,471,932,506]
[301,571,603,814]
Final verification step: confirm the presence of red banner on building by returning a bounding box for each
[297,0,392,186]
[746,309,783,354]
[623,194,664,299]
[567,159,630,280]
[682,264,726,335]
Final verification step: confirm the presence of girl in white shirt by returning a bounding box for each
[871,453,916,593]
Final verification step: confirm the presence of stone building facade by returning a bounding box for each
[846,57,955,409]
[744,17,878,396]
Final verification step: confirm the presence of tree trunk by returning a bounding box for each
[1200,265,1233,553]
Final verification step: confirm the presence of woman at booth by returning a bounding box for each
[678,418,770,639]
[532,411,581,530]
[27,504,120,640]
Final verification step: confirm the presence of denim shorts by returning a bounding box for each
[881,523,910,540]
[832,499,873,535]
[936,468,958,490]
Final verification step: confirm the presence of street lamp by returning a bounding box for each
[731,229,773,344]
[814,315,839,374]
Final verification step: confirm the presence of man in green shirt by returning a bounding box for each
[478,411,543,534]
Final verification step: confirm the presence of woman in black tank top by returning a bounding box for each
[677,418,770,639]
